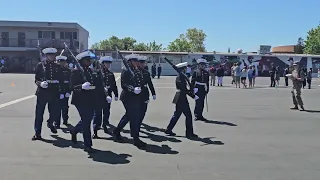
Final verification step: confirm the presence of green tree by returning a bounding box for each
[133,43,148,51]
[122,37,136,50]
[91,36,163,51]
[295,37,304,54]
[185,28,207,52]
[304,25,320,54]
[167,34,192,52]
[146,41,163,51]
[167,28,207,52]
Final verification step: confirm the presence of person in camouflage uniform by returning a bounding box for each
[289,62,305,111]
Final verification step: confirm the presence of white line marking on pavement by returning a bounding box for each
[115,76,120,81]
[0,95,35,109]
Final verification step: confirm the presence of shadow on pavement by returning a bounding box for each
[88,150,131,165]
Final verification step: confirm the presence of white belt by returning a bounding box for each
[195,82,206,86]
[47,80,59,83]
[105,86,110,89]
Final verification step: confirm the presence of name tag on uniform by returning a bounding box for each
[88,86,96,90]
[47,80,59,83]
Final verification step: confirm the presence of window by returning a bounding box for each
[72,32,77,39]
[38,31,42,38]
[60,32,64,39]
[38,31,55,39]
[65,32,72,39]
[43,31,51,38]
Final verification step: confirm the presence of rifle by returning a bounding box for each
[63,42,87,82]
[116,49,134,77]
[91,50,109,97]
[164,57,194,96]
[37,40,46,80]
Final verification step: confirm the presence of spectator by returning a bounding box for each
[157,64,162,79]
[307,68,312,89]
[241,66,248,88]
[209,66,216,86]
[216,65,224,86]
[234,62,241,88]
[247,66,254,88]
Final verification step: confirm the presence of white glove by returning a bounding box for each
[60,94,65,99]
[65,93,71,98]
[152,95,156,100]
[81,82,91,90]
[69,63,73,69]
[40,81,48,88]
[193,88,198,94]
[106,96,112,103]
[114,97,118,101]
[194,95,199,100]
[145,100,150,103]
[134,87,141,94]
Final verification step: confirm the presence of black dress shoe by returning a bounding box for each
[84,146,96,153]
[186,133,198,139]
[113,128,123,142]
[31,134,42,141]
[164,130,176,136]
[92,133,99,139]
[133,139,147,148]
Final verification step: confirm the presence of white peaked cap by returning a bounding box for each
[76,51,91,60]
[99,56,113,63]
[55,55,67,61]
[197,58,207,64]
[176,62,188,68]
[138,55,148,61]
[125,54,139,60]
[42,47,57,54]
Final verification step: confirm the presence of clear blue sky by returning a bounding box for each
[2,0,319,52]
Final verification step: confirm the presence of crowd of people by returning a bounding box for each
[206,62,314,89]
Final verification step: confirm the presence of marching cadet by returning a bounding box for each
[165,62,199,138]
[138,55,156,125]
[70,51,103,153]
[32,47,64,141]
[113,54,146,148]
[92,56,119,138]
[191,58,210,121]
[288,62,305,111]
[55,55,71,127]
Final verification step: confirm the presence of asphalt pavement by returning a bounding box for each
[0,74,319,180]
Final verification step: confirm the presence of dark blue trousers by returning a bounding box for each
[167,102,194,134]
[74,106,94,147]
[55,97,69,126]
[92,103,111,132]
[116,98,141,139]
[194,91,206,119]
[140,101,148,125]
[34,94,60,135]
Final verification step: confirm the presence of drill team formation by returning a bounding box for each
[32,44,306,153]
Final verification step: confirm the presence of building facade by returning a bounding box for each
[0,20,89,73]
[93,50,320,77]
